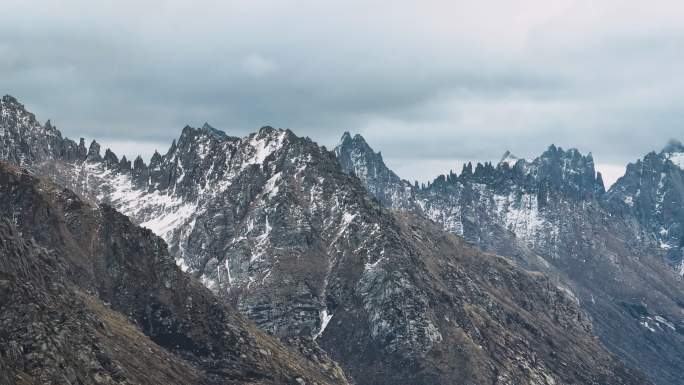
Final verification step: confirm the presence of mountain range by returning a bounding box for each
[336,132,684,385]
[1,94,683,384]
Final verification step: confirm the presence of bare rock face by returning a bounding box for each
[336,132,684,385]
[607,140,684,272]
[0,95,654,385]
[0,216,208,385]
[335,132,417,211]
[0,162,350,385]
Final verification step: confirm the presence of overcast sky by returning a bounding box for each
[2,0,683,186]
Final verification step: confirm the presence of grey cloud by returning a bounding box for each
[1,0,683,184]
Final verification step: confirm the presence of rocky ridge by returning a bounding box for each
[335,132,684,385]
[607,139,684,273]
[0,94,655,385]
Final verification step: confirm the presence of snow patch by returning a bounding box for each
[176,258,190,272]
[314,309,333,340]
[243,131,286,169]
[140,201,198,239]
[262,172,282,198]
[494,192,545,244]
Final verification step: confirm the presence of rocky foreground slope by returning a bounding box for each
[336,132,684,385]
[0,161,350,385]
[0,94,654,384]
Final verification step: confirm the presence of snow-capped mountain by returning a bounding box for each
[0,94,654,385]
[607,140,684,274]
[335,133,684,385]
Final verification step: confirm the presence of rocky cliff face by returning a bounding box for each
[0,161,350,385]
[0,217,207,385]
[607,140,684,273]
[335,132,417,211]
[335,133,684,385]
[0,95,655,385]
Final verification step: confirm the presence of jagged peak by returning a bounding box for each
[352,133,368,144]
[133,155,147,170]
[119,155,132,171]
[150,150,162,162]
[85,140,102,162]
[537,144,596,167]
[87,140,100,152]
[336,132,377,159]
[252,126,298,145]
[461,162,473,177]
[180,123,228,140]
[103,148,119,164]
[42,119,62,138]
[200,122,227,138]
[338,132,369,146]
[1,95,37,123]
[595,171,606,194]
[258,125,276,135]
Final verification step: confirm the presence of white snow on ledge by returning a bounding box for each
[314,309,333,340]
[79,162,200,256]
[140,201,198,240]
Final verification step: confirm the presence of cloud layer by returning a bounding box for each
[2,0,683,186]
